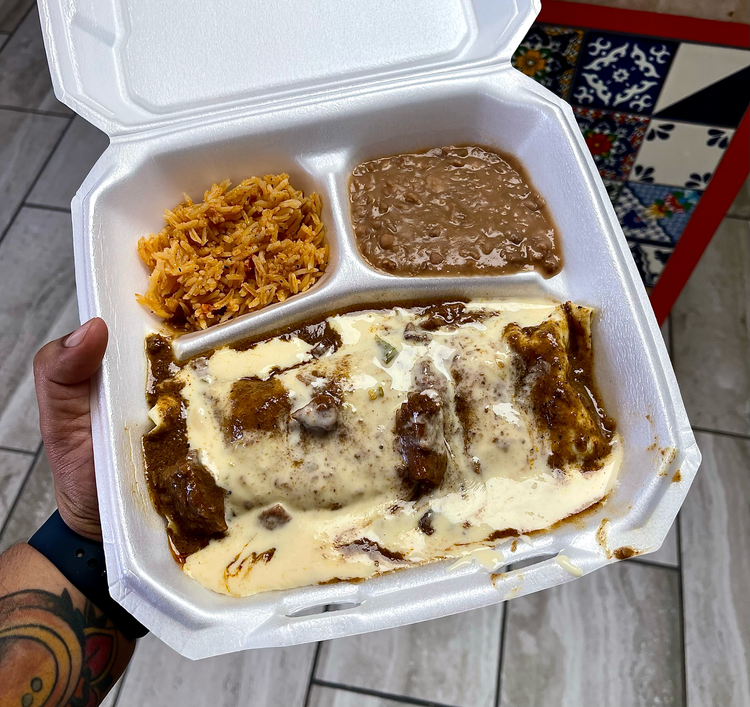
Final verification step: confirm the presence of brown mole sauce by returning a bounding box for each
[143,335,227,563]
[504,303,616,472]
[228,378,291,439]
[350,146,561,277]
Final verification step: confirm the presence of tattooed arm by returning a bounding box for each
[0,543,135,707]
[0,318,138,706]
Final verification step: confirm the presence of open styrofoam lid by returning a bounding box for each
[39,0,538,135]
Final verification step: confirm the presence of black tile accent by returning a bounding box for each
[653,67,750,128]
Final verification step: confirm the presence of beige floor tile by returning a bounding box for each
[498,562,684,707]
[115,633,316,707]
[728,177,750,219]
[681,432,750,707]
[0,8,71,112]
[0,109,68,234]
[0,208,76,430]
[29,116,109,209]
[0,448,34,529]
[567,0,749,23]
[0,293,79,451]
[309,685,414,707]
[661,315,671,357]
[316,604,503,707]
[0,448,55,552]
[0,0,33,33]
[672,218,750,435]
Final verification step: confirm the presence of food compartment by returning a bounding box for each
[347,145,561,278]
[174,77,594,357]
[74,67,698,658]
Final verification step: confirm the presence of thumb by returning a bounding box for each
[34,318,108,540]
[35,317,109,388]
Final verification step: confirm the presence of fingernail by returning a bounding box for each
[64,319,93,348]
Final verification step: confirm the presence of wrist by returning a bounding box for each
[28,510,147,641]
[55,489,102,542]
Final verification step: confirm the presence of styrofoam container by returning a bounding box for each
[39,0,700,658]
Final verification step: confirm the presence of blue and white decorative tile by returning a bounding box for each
[570,32,677,114]
[602,179,624,204]
[615,183,702,246]
[653,42,750,128]
[513,24,584,99]
[574,107,648,180]
[627,240,674,288]
[631,119,735,189]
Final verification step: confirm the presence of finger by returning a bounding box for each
[34,318,108,431]
[34,318,108,540]
[35,317,109,388]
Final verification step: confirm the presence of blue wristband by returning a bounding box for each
[28,510,148,641]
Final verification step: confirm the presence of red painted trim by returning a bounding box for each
[538,0,750,47]
[649,109,750,324]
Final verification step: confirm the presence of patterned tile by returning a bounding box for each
[616,182,702,245]
[654,42,750,128]
[512,24,584,99]
[627,240,674,289]
[574,107,648,180]
[571,32,677,114]
[631,120,734,190]
[601,179,624,204]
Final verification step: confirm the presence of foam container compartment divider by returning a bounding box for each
[38,0,701,658]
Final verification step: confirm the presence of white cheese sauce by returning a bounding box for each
[158,301,622,596]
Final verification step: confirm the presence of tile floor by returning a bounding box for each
[0,5,748,707]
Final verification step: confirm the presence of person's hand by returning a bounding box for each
[33,318,109,541]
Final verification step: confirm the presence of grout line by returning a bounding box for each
[0,114,75,251]
[0,444,37,457]
[668,314,675,363]
[0,443,44,542]
[110,659,133,707]
[24,203,71,214]
[692,426,750,442]
[724,214,750,222]
[676,511,689,705]
[312,679,458,707]
[303,642,324,707]
[629,557,680,572]
[0,2,35,45]
[0,103,71,118]
[494,604,509,707]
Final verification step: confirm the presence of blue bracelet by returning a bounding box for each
[28,510,148,641]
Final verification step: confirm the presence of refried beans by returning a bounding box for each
[349,146,561,277]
